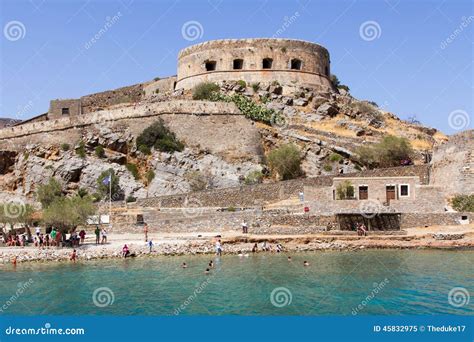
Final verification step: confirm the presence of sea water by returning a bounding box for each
[0,250,472,315]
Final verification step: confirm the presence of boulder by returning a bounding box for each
[316,103,339,117]
[294,98,308,106]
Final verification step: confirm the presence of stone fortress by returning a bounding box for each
[0,38,472,234]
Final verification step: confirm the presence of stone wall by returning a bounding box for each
[0,101,262,163]
[80,83,144,114]
[176,39,333,92]
[143,77,177,97]
[48,99,82,119]
[400,212,473,228]
[430,130,474,195]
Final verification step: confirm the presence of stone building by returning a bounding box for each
[175,38,333,92]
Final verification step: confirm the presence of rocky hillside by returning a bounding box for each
[0,79,447,203]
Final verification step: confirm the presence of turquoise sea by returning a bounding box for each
[0,250,472,315]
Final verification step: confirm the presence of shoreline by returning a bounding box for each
[1,225,473,265]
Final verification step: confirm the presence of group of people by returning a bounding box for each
[94,226,108,244]
[3,227,88,248]
[251,242,283,253]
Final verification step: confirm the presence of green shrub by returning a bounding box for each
[356,135,414,169]
[227,206,236,212]
[251,82,260,92]
[145,170,155,185]
[77,188,89,198]
[23,152,29,160]
[244,170,264,185]
[323,164,333,172]
[95,145,105,158]
[210,93,283,126]
[136,119,184,153]
[153,77,160,81]
[92,192,102,203]
[126,195,137,203]
[192,82,220,100]
[330,74,350,91]
[61,143,70,151]
[267,144,303,180]
[36,178,63,209]
[237,80,246,88]
[336,180,355,200]
[451,195,474,212]
[329,153,343,163]
[155,89,160,94]
[138,144,151,155]
[75,141,86,158]
[126,163,139,180]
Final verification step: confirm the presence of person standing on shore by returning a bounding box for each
[215,239,222,256]
[147,239,153,253]
[101,228,107,244]
[94,226,100,245]
[144,223,149,242]
[242,221,248,234]
[50,228,57,247]
[70,249,77,263]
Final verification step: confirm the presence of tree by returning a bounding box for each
[356,136,414,169]
[97,169,122,201]
[42,196,96,233]
[136,119,184,153]
[36,178,63,209]
[267,144,303,180]
[192,82,220,100]
[0,201,36,240]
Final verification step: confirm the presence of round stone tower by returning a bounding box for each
[176,38,333,91]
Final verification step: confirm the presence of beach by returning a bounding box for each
[1,224,473,264]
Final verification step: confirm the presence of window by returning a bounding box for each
[358,186,368,200]
[290,59,302,70]
[61,108,70,115]
[233,59,243,70]
[136,214,144,224]
[205,61,216,71]
[461,215,468,220]
[262,58,273,69]
[399,184,410,197]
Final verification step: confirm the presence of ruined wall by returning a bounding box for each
[176,39,333,91]
[48,99,82,119]
[430,130,474,195]
[143,77,177,97]
[80,83,144,114]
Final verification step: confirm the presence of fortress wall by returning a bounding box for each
[143,77,177,97]
[80,83,144,114]
[0,101,262,162]
[176,39,332,91]
[430,130,473,195]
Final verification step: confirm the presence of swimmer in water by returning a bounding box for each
[204,268,210,275]
[209,260,214,268]
[303,261,310,266]
[182,262,188,268]
[287,256,292,261]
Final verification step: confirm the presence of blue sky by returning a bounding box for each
[0,0,472,134]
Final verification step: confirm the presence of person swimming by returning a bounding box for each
[287,256,292,261]
[204,268,210,275]
[303,261,310,266]
[182,262,188,268]
[209,260,214,268]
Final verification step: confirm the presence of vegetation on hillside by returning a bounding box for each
[356,135,414,169]
[136,119,184,154]
[97,169,122,201]
[336,180,355,200]
[451,194,474,212]
[267,144,303,180]
[192,82,220,100]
